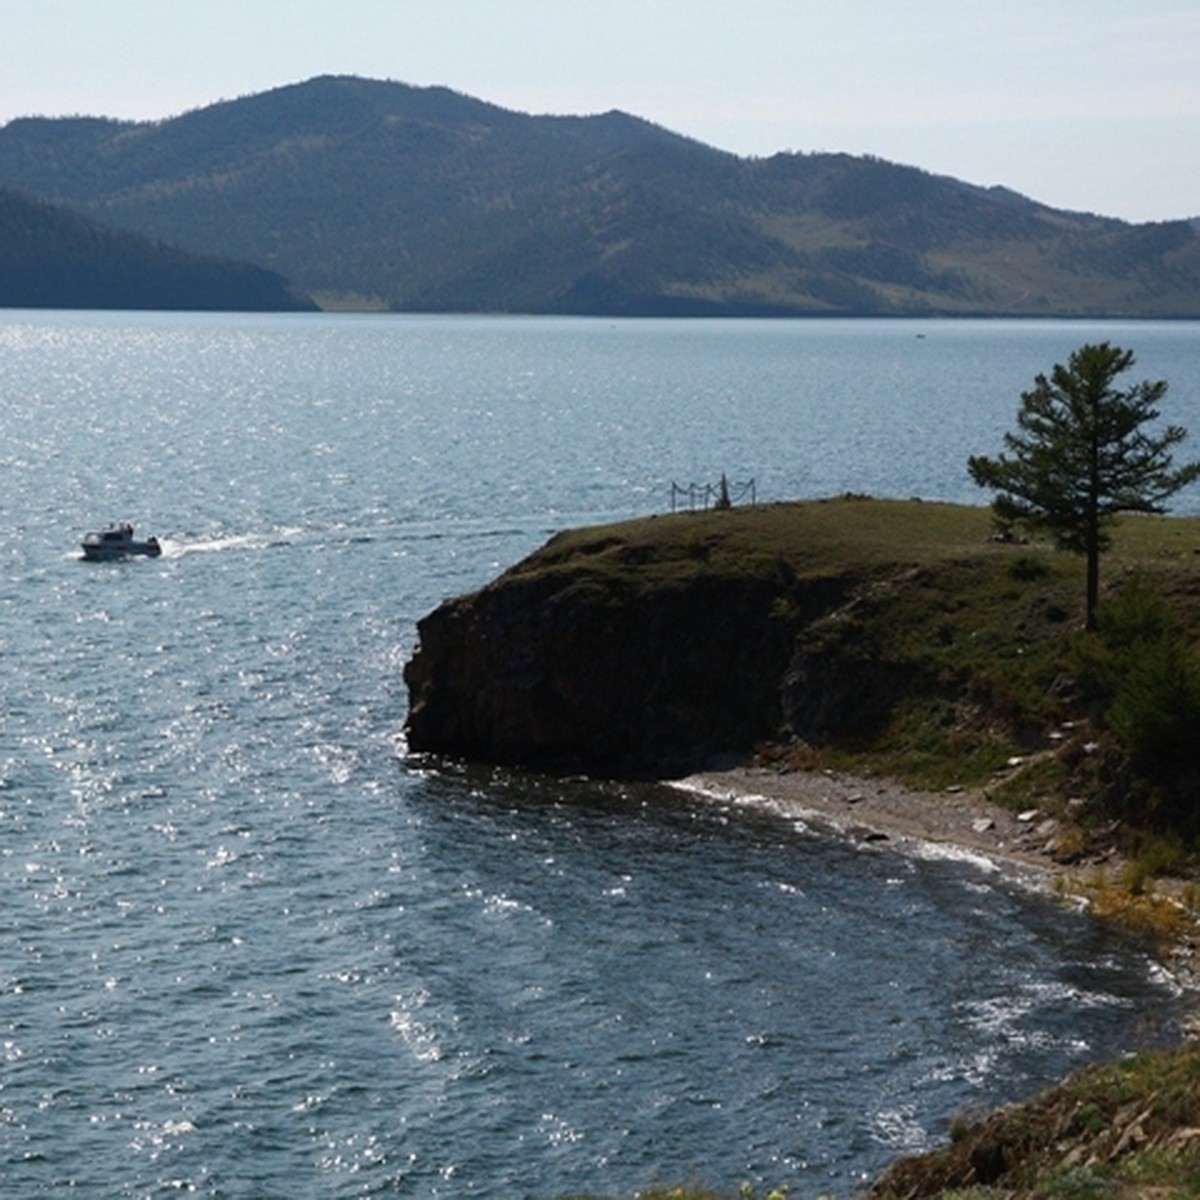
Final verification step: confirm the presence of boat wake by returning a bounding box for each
[160,530,293,558]
[121,515,549,561]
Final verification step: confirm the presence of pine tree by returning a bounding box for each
[968,342,1200,630]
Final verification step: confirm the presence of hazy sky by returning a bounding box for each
[2,0,1197,222]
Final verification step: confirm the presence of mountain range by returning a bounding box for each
[2,74,1198,317]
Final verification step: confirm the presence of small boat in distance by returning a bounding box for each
[80,523,163,561]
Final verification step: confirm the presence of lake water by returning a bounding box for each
[1,312,1196,1198]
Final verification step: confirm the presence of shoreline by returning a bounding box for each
[673,764,1071,885]
[671,764,1200,1024]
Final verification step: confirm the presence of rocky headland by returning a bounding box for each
[404,497,989,777]
[404,496,1200,1197]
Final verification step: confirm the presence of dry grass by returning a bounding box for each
[518,497,1200,606]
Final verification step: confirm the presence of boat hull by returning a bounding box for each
[81,541,162,561]
[80,525,162,561]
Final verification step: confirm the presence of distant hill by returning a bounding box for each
[2,74,1199,316]
[0,188,316,311]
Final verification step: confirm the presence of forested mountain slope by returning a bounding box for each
[2,74,1197,315]
[0,188,315,311]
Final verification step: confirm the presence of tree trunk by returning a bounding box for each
[1084,500,1101,630]
[1085,541,1099,630]
[1085,414,1101,631]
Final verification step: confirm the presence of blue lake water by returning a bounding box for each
[1,311,1197,1197]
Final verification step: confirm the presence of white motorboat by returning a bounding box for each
[80,523,163,561]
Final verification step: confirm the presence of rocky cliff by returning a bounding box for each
[404,540,840,775]
[402,496,1108,777]
[402,501,967,776]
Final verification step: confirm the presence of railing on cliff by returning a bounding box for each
[670,474,756,512]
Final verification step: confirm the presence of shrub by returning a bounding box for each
[1008,554,1051,582]
[1106,632,1200,768]
[1072,575,1200,835]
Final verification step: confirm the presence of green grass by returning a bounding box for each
[870,1042,1200,1199]
[517,497,1001,586]
[520,497,1200,583]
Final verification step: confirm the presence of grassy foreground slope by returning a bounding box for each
[600,1044,1200,1198]
[865,1042,1200,1199]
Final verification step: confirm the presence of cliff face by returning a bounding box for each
[402,499,1058,778]
[403,511,874,776]
[404,566,841,775]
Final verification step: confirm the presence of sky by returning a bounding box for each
[2,0,1197,223]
